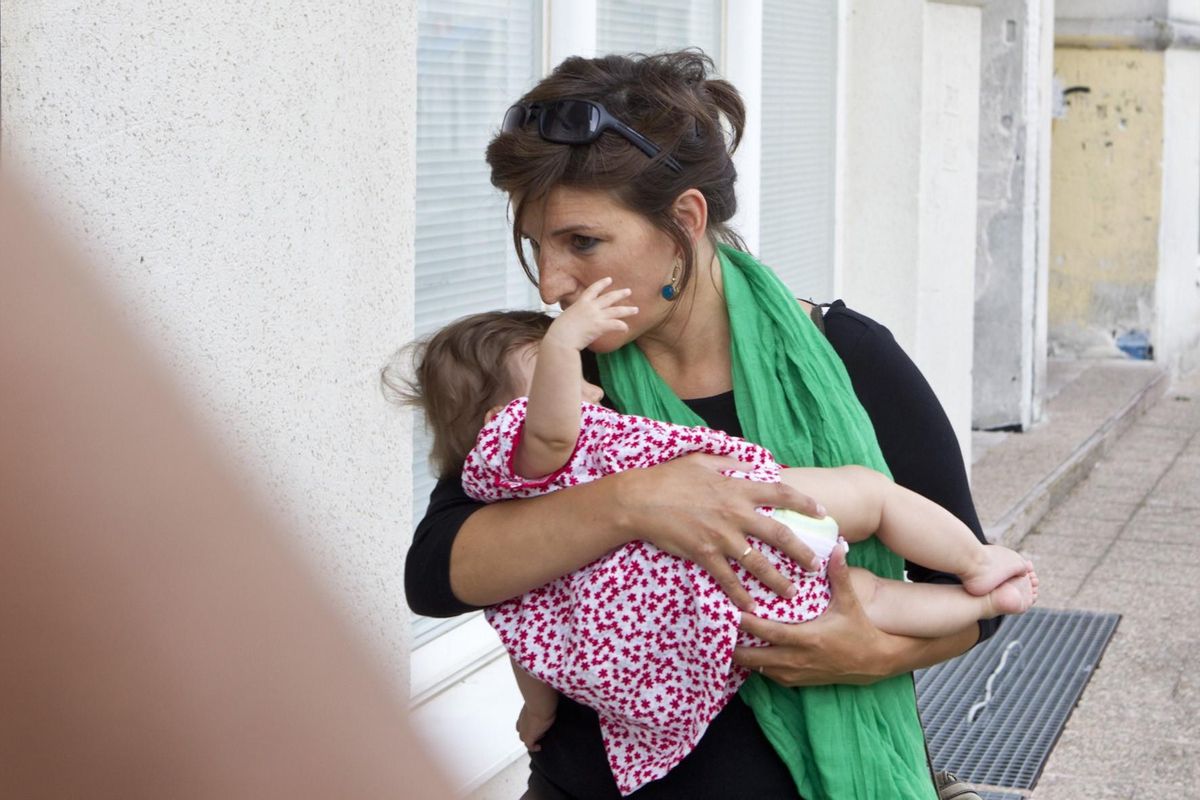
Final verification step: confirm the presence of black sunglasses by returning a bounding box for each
[502,99,683,174]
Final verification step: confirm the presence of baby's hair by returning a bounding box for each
[382,310,554,478]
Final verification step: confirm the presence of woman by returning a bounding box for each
[406,51,997,799]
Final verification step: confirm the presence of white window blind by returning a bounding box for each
[596,0,722,59]
[414,0,541,645]
[758,0,837,301]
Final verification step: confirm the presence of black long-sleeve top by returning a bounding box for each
[405,302,998,799]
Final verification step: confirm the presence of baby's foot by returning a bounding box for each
[986,572,1037,617]
[962,544,1032,597]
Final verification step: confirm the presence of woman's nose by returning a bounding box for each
[536,256,576,306]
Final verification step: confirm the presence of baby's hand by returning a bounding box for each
[516,702,557,752]
[546,277,638,351]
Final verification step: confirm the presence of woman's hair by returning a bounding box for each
[486,49,746,300]
[381,310,553,479]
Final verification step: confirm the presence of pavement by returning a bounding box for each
[971,361,1200,799]
[470,357,1197,799]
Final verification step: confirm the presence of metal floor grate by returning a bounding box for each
[978,792,1024,800]
[916,607,1120,790]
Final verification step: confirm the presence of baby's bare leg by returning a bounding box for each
[780,466,1030,595]
[847,566,1038,638]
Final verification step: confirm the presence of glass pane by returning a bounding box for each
[597,0,722,62]
[413,0,542,642]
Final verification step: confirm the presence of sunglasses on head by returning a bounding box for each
[501,99,683,174]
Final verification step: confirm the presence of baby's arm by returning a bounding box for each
[515,277,636,477]
[509,658,559,751]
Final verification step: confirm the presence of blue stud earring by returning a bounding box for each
[661,258,682,301]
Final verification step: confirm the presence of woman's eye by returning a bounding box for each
[572,235,599,252]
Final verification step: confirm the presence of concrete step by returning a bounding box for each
[971,357,1168,547]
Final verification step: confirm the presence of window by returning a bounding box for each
[597,0,722,58]
[413,0,542,646]
[409,3,842,790]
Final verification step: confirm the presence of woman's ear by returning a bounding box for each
[671,188,709,245]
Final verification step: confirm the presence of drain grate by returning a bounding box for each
[977,792,1024,800]
[916,607,1120,790]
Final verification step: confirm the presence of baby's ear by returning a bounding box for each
[483,406,504,425]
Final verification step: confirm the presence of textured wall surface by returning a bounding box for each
[914,2,982,460]
[1049,48,1163,356]
[974,0,1043,430]
[1,2,418,685]
[842,0,982,462]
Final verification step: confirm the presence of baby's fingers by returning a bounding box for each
[581,276,614,297]
[605,304,639,319]
[594,285,634,307]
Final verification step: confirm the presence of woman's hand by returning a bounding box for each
[616,453,824,613]
[731,545,899,685]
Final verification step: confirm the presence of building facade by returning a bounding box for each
[15,1,1195,795]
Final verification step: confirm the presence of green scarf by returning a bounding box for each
[598,245,936,799]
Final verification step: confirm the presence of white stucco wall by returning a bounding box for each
[1,2,418,686]
[842,0,982,464]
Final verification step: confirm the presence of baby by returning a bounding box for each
[392,278,1037,795]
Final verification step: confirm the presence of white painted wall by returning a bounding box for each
[1157,46,1200,373]
[916,4,982,458]
[0,1,418,686]
[842,0,982,464]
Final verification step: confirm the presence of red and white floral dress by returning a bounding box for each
[463,398,834,796]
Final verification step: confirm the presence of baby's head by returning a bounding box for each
[383,310,553,478]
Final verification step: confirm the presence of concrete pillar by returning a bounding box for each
[973,0,1055,431]
[0,1,419,687]
[547,0,597,68]
[725,0,764,255]
[842,0,983,463]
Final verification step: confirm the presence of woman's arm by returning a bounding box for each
[405,453,825,615]
[732,303,993,683]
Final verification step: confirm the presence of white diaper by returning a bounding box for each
[770,508,845,561]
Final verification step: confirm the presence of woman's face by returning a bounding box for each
[519,185,679,353]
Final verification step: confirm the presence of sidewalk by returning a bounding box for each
[980,364,1200,798]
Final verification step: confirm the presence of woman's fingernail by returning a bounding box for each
[785,583,798,598]
[815,504,827,517]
